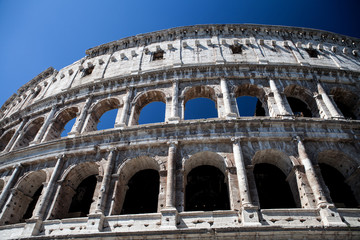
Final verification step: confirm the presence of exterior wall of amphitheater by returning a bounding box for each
[0,24,359,239]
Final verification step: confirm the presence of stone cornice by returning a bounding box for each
[85,24,360,57]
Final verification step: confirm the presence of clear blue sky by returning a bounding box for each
[0,0,359,129]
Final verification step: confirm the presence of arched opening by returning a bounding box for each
[44,107,78,141]
[284,85,319,118]
[131,91,166,125]
[49,162,99,220]
[0,129,15,151]
[319,163,358,208]
[286,97,312,117]
[83,98,121,132]
[67,175,97,218]
[13,117,44,149]
[183,86,218,120]
[138,101,166,124]
[236,96,265,116]
[185,98,217,120]
[61,118,76,137]
[234,84,267,117]
[254,163,296,209]
[97,108,117,130]
[331,88,359,120]
[121,169,159,214]
[1,171,46,225]
[185,165,229,211]
[22,185,43,221]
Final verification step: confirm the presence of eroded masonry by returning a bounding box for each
[0,24,359,239]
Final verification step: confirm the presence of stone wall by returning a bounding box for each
[0,24,359,239]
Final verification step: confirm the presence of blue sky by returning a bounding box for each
[0,0,359,131]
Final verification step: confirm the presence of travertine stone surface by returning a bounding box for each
[0,24,359,239]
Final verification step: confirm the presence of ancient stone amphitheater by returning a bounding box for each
[0,24,359,239]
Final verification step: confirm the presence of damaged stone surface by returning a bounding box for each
[0,24,359,239]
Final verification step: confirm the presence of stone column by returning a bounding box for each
[33,155,65,220]
[269,79,292,116]
[71,97,93,134]
[295,136,345,226]
[4,118,28,152]
[161,141,178,229]
[0,164,23,211]
[220,78,237,118]
[232,138,260,226]
[115,88,133,128]
[32,106,57,144]
[317,82,343,119]
[95,149,116,214]
[168,80,180,122]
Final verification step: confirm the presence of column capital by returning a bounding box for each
[167,140,178,147]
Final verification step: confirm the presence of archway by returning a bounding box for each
[254,163,296,209]
[185,165,230,211]
[121,169,159,214]
[234,84,267,117]
[0,171,46,225]
[331,88,359,120]
[284,85,319,118]
[44,107,78,141]
[0,129,15,151]
[130,91,166,125]
[13,117,44,149]
[319,163,358,208]
[183,86,218,120]
[67,175,97,217]
[83,98,121,132]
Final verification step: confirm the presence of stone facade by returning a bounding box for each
[0,24,359,239]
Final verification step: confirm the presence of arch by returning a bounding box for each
[130,90,167,125]
[0,129,15,151]
[183,151,230,211]
[254,163,297,209]
[284,85,319,117]
[184,151,227,177]
[251,149,294,176]
[319,163,358,208]
[1,170,46,225]
[112,156,160,215]
[13,117,44,149]
[49,161,99,219]
[330,87,360,120]
[83,98,121,132]
[44,107,78,141]
[121,169,160,214]
[185,165,230,211]
[252,149,300,209]
[183,86,218,120]
[317,150,359,207]
[234,84,268,117]
[183,86,217,104]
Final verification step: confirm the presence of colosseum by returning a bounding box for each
[0,24,359,239]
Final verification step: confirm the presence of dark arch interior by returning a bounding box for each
[68,175,97,217]
[121,169,160,214]
[185,98,217,120]
[319,163,358,208]
[254,163,296,209]
[236,96,265,116]
[333,99,357,120]
[185,165,230,211]
[21,185,43,221]
[286,97,312,117]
